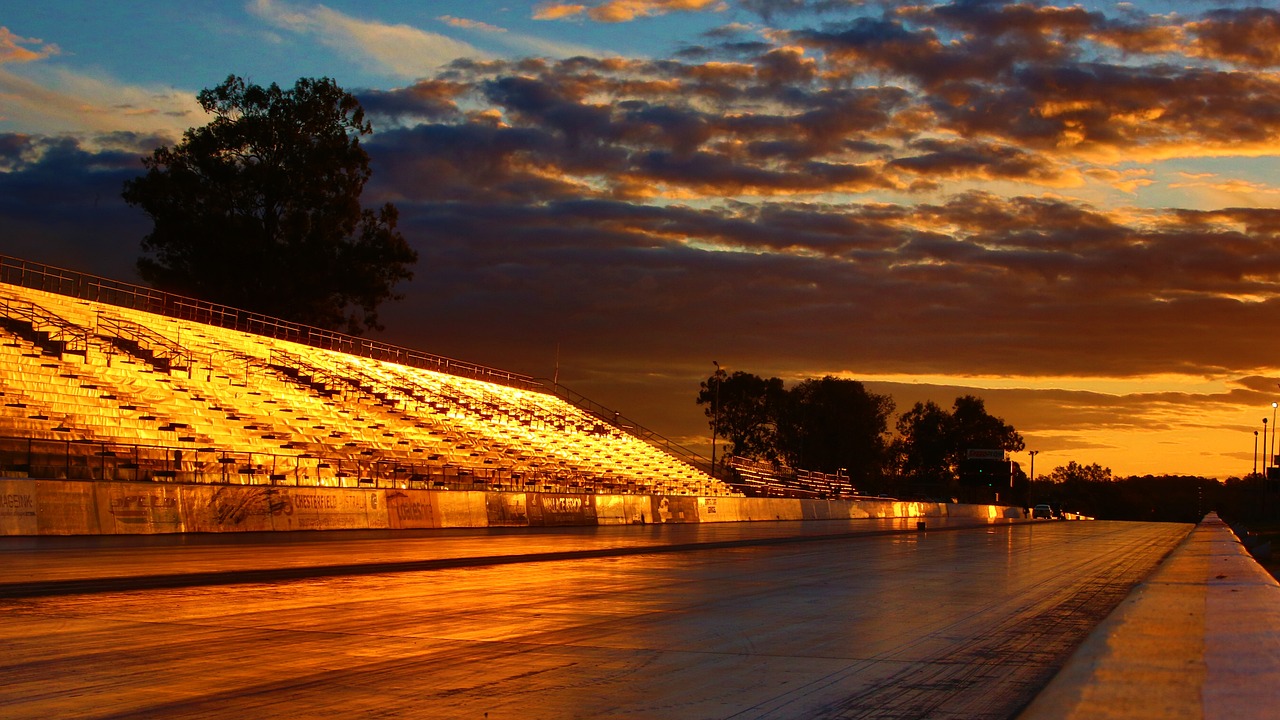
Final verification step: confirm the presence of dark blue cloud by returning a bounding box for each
[0,133,155,279]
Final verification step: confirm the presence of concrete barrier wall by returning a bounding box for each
[694,498,990,523]
[94,482,184,534]
[530,493,597,526]
[0,478,1022,536]
[435,491,488,528]
[269,487,389,532]
[593,495,653,525]
[183,485,275,532]
[486,492,529,527]
[385,489,437,530]
[37,480,99,535]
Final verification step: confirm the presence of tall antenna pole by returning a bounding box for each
[711,360,721,478]
[1271,397,1278,474]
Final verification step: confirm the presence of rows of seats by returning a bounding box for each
[0,283,737,496]
[725,456,857,498]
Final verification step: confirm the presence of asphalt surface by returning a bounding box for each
[0,519,1191,719]
[0,516,1003,595]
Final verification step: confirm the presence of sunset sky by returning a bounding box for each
[4,1,1280,480]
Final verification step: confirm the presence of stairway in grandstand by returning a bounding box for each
[0,272,734,497]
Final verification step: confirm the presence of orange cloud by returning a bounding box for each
[533,3,588,21]
[438,16,507,33]
[1083,167,1153,194]
[0,27,57,64]
[535,0,725,23]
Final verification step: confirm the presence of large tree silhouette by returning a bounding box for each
[697,370,786,466]
[696,371,894,487]
[123,75,416,333]
[892,395,1024,493]
[892,400,954,488]
[776,377,895,486]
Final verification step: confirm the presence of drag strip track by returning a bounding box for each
[796,524,1181,719]
[0,520,1190,720]
[0,519,1010,599]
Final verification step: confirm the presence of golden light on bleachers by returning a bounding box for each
[726,455,861,499]
[0,279,736,497]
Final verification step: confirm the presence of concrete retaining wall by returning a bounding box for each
[0,478,1023,536]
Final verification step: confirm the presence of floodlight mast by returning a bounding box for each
[711,360,721,478]
[1254,415,1264,476]
[1271,401,1277,473]
[1255,430,1260,478]
[1028,450,1039,505]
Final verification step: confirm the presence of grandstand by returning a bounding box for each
[0,255,736,499]
[726,456,861,499]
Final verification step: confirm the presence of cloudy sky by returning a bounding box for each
[4,0,1280,480]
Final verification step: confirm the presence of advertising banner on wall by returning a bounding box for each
[181,485,277,533]
[530,493,597,526]
[654,495,700,523]
[268,487,386,531]
[95,482,183,534]
[386,489,439,529]
[697,496,747,522]
[0,478,37,535]
[486,493,529,527]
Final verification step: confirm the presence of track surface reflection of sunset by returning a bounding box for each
[0,520,1189,719]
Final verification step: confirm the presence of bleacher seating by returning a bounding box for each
[0,280,737,497]
[726,455,859,498]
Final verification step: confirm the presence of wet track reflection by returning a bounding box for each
[0,516,1000,591]
[0,520,1189,719]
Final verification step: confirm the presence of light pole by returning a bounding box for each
[711,360,721,478]
[1263,418,1269,478]
[1255,430,1260,477]
[1028,450,1038,509]
[1270,401,1277,474]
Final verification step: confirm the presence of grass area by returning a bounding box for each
[1235,526,1280,583]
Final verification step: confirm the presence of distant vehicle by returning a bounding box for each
[1032,504,1055,520]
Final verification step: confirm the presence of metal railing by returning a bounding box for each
[0,254,537,390]
[726,456,858,499]
[538,379,713,476]
[0,295,92,356]
[96,313,196,374]
[0,435,709,494]
[268,349,351,397]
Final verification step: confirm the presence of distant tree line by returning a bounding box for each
[696,369,1023,500]
[1031,463,1224,524]
[1023,466,1280,527]
[696,371,1279,523]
